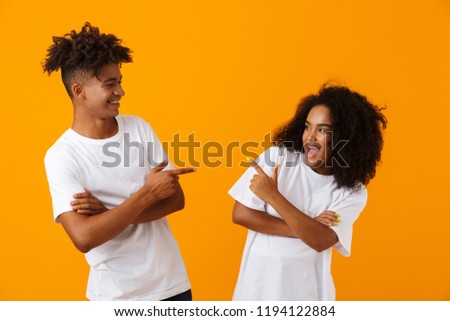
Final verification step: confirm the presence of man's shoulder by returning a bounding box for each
[118,114,147,126]
[118,114,155,134]
[44,130,77,164]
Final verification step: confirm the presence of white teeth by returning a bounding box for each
[109,100,119,104]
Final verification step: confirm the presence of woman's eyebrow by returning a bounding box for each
[305,120,332,127]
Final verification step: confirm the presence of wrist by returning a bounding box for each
[136,185,158,207]
[267,190,283,206]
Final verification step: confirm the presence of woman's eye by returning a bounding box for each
[319,128,332,134]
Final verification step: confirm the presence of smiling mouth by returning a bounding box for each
[108,100,120,105]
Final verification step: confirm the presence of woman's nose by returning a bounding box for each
[306,129,317,141]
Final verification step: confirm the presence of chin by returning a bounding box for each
[305,158,325,169]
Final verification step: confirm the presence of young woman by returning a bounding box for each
[229,84,387,300]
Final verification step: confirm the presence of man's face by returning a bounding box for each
[79,63,125,118]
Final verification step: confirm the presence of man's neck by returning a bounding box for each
[72,113,119,139]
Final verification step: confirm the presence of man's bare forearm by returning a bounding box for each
[59,186,158,253]
[132,185,185,224]
[60,166,194,253]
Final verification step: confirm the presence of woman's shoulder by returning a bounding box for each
[337,183,368,203]
[256,146,298,168]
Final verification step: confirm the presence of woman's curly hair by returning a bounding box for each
[43,22,132,97]
[273,84,387,190]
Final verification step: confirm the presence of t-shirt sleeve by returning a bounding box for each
[228,147,278,211]
[329,186,368,257]
[139,117,175,171]
[44,150,84,223]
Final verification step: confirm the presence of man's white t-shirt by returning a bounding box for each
[228,147,367,300]
[44,115,190,300]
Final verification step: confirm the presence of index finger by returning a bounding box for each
[169,168,197,175]
[73,192,90,199]
[251,161,267,176]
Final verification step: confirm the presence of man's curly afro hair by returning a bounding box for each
[43,22,132,98]
[273,84,387,190]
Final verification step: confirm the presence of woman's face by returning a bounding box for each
[302,104,333,175]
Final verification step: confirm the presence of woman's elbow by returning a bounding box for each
[313,244,330,253]
[232,208,244,225]
[232,212,241,225]
[232,202,250,226]
[311,239,338,253]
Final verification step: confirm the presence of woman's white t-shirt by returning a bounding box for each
[44,115,190,300]
[229,146,367,300]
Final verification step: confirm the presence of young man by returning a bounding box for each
[43,22,195,300]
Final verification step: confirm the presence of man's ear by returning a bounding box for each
[71,83,84,98]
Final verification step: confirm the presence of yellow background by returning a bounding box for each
[1,0,449,300]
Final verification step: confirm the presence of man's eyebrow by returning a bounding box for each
[102,75,123,83]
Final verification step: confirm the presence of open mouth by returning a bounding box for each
[108,99,120,105]
[305,143,322,159]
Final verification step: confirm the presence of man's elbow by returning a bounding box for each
[173,186,185,212]
[76,244,91,253]
[72,234,95,253]
[175,192,185,211]
[179,194,185,210]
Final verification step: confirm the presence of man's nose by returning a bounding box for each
[114,84,125,97]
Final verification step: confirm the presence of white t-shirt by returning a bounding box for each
[228,146,367,300]
[44,115,190,300]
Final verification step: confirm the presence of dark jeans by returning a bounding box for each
[162,289,192,301]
